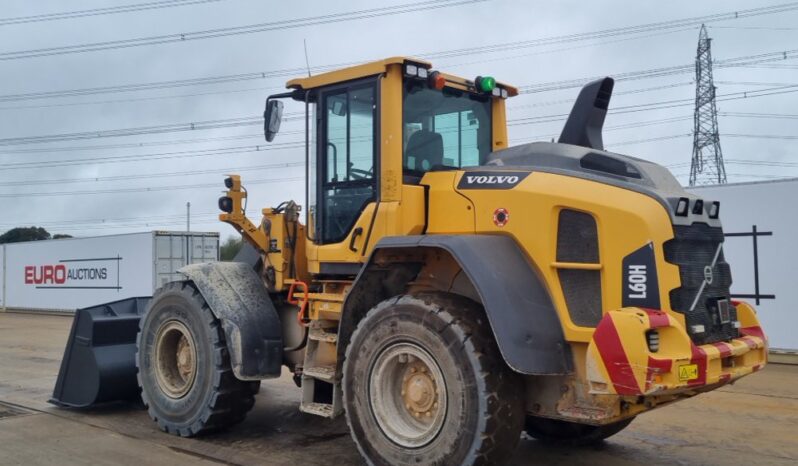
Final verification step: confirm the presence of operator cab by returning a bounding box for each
[260,57,516,272]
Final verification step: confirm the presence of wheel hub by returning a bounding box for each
[369,342,447,448]
[154,320,197,399]
[403,363,437,416]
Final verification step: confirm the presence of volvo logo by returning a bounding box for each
[703,265,714,285]
[465,175,519,184]
[456,171,530,190]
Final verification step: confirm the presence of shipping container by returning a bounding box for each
[0,231,218,313]
[690,178,797,351]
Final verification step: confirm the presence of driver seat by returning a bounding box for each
[406,130,443,172]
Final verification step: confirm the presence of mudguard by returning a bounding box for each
[179,262,282,380]
[348,235,572,375]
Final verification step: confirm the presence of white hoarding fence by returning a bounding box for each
[691,178,797,351]
[1,231,218,313]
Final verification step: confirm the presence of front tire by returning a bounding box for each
[343,293,524,466]
[136,281,257,437]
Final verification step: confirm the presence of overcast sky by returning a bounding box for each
[0,0,796,240]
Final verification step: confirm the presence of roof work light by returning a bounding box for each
[475,76,496,93]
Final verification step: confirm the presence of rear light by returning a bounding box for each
[646,330,660,352]
[708,201,720,219]
[690,324,706,334]
[675,197,689,216]
[692,199,704,215]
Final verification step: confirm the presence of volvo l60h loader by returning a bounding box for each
[52,57,768,465]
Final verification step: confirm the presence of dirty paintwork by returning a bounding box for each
[179,262,283,380]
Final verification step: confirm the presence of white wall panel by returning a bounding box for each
[691,179,798,350]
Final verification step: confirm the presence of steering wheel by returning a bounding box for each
[349,166,373,181]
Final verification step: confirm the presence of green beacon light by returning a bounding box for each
[475,75,496,93]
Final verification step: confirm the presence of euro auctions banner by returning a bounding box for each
[23,257,121,289]
[4,233,154,312]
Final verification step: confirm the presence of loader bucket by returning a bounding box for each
[50,297,151,408]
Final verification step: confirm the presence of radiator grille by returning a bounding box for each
[557,209,602,327]
[664,223,739,344]
[557,210,599,263]
[558,269,603,327]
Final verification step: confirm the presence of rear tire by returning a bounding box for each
[343,293,524,466]
[136,281,257,436]
[524,416,634,446]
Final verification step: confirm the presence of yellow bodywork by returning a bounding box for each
[219,56,767,426]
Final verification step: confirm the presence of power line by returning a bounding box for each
[0,0,225,26]
[0,211,219,228]
[0,85,282,111]
[419,2,798,60]
[733,63,798,69]
[0,0,484,61]
[726,158,798,167]
[507,85,798,127]
[518,49,798,94]
[709,25,798,31]
[0,132,265,155]
[724,133,798,140]
[0,161,304,186]
[0,115,264,146]
[0,175,304,198]
[52,218,222,232]
[510,82,695,110]
[0,143,304,170]
[719,111,798,120]
[3,78,795,149]
[1,3,797,102]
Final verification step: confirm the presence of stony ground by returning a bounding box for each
[1,311,796,465]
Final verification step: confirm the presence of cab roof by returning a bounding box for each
[286,56,518,96]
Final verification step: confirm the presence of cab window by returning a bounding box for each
[318,82,377,244]
[402,85,491,179]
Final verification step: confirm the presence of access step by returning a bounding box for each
[309,325,338,343]
[300,402,335,418]
[303,365,336,383]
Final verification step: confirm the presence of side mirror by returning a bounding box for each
[263,99,284,142]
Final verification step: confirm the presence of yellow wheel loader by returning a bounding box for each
[52,57,768,465]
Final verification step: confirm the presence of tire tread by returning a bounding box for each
[136,280,256,437]
[343,292,524,466]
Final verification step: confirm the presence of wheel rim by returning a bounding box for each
[154,320,197,399]
[369,342,447,448]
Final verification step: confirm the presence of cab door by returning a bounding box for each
[308,77,379,273]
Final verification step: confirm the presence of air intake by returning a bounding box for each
[557,210,602,327]
[558,77,614,151]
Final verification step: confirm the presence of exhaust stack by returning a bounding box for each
[558,77,614,151]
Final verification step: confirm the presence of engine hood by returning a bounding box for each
[473,141,720,227]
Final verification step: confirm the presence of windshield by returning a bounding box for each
[402,84,492,177]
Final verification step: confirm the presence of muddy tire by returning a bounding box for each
[524,416,634,446]
[136,281,257,437]
[343,293,524,466]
